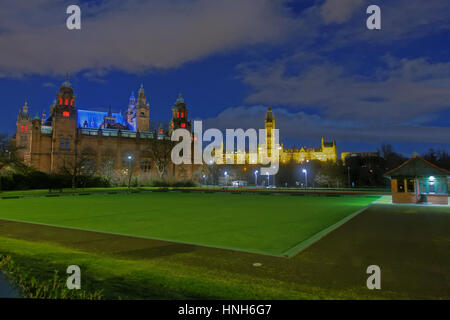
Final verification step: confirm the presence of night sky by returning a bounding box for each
[0,0,449,157]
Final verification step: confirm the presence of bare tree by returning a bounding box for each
[144,135,175,179]
[61,147,97,188]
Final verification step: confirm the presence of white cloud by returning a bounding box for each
[240,56,450,122]
[0,0,292,77]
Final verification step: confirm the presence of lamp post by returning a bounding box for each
[202,174,206,186]
[266,173,269,187]
[224,171,228,187]
[127,155,133,189]
[302,169,307,189]
[254,170,258,186]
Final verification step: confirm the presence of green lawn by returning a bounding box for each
[0,192,376,255]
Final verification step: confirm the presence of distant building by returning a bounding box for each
[221,105,338,164]
[384,155,449,205]
[341,151,380,164]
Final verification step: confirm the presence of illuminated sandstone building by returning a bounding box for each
[13,76,192,178]
[221,105,338,164]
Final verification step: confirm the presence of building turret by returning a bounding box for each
[127,91,136,129]
[135,84,150,132]
[50,74,78,167]
[54,73,76,119]
[41,110,47,125]
[169,93,191,135]
[15,101,33,162]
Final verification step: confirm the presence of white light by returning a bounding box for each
[429,176,435,182]
[302,169,307,173]
[128,155,132,160]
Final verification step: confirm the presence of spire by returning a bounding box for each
[265,104,273,122]
[61,73,72,89]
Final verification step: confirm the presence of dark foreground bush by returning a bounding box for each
[0,172,110,191]
[150,179,197,188]
[171,180,197,187]
[0,255,103,299]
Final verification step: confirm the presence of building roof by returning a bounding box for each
[384,155,450,177]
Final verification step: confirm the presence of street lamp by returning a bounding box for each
[266,173,269,187]
[224,171,228,186]
[254,170,258,186]
[127,155,133,189]
[202,174,206,185]
[302,169,307,189]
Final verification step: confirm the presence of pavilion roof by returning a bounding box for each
[384,155,450,177]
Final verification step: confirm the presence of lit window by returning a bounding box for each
[24,125,28,132]
[20,125,24,132]
[64,99,69,105]
[181,123,186,128]
[181,112,184,118]
[177,112,179,118]
[63,111,70,117]
[171,123,174,128]
[70,99,74,106]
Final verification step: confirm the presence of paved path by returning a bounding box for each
[0,273,19,298]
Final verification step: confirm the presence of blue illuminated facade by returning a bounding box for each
[77,109,134,131]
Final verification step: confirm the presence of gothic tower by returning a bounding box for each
[15,101,33,162]
[136,84,150,132]
[264,105,275,156]
[169,93,191,134]
[51,74,77,172]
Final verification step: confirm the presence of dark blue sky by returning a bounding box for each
[0,0,449,157]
